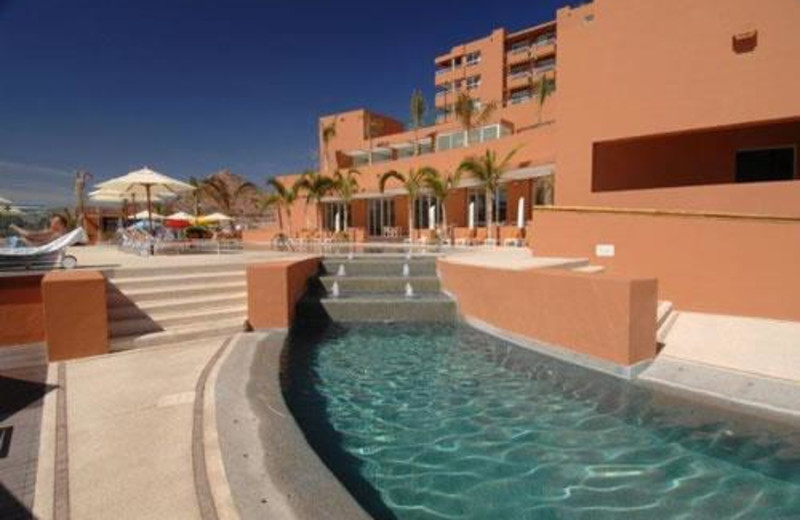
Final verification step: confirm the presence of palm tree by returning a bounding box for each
[378,167,429,240]
[259,193,283,233]
[532,75,556,124]
[321,119,337,173]
[202,172,258,217]
[332,169,360,232]
[74,170,93,227]
[409,89,427,155]
[457,148,519,243]
[266,176,303,238]
[422,168,462,236]
[187,176,204,216]
[453,92,497,146]
[295,170,334,231]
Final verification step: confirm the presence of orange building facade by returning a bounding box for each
[262,0,800,320]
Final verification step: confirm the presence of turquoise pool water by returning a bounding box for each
[283,323,800,519]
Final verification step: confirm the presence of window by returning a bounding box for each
[418,141,433,155]
[468,187,507,225]
[466,51,481,66]
[370,149,392,164]
[414,195,441,229]
[509,41,529,54]
[322,202,351,231]
[466,75,481,90]
[535,33,556,46]
[396,146,414,159]
[481,125,499,141]
[351,154,368,167]
[736,147,795,183]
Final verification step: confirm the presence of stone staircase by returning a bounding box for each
[657,300,679,346]
[105,264,248,351]
[297,254,457,323]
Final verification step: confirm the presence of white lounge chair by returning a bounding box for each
[0,227,87,271]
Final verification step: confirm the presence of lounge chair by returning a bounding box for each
[0,227,87,271]
[454,227,475,246]
[499,226,525,247]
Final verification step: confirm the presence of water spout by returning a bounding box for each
[331,280,340,298]
[337,264,346,277]
[402,263,410,277]
[405,282,414,299]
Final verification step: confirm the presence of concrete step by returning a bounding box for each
[107,281,246,304]
[321,258,437,277]
[110,317,245,351]
[107,292,247,318]
[657,311,680,345]
[297,295,457,323]
[319,275,441,294]
[108,305,247,338]
[0,343,47,370]
[108,270,244,290]
[657,300,674,328]
[102,262,250,280]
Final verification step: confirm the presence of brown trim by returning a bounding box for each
[192,337,234,520]
[532,205,800,223]
[53,363,70,520]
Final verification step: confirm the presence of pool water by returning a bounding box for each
[283,323,800,520]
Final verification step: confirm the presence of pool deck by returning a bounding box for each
[1,245,799,518]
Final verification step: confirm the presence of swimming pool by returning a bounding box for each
[283,322,800,519]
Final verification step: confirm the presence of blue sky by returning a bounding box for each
[0,0,566,205]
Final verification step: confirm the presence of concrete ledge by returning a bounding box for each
[464,315,652,379]
[439,258,658,367]
[638,356,800,423]
[247,257,321,330]
[214,332,369,520]
[42,270,108,361]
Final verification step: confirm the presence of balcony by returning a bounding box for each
[509,95,532,105]
[506,49,533,66]
[533,63,556,76]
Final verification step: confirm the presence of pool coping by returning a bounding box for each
[213,331,370,520]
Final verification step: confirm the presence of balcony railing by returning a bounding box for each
[534,63,556,75]
[435,67,451,76]
[510,95,532,105]
[535,37,556,47]
[508,70,531,80]
[509,45,530,54]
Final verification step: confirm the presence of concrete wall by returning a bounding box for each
[0,274,45,347]
[247,257,321,329]
[438,259,658,367]
[42,271,108,361]
[593,119,800,192]
[556,0,800,216]
[531,208,800,321]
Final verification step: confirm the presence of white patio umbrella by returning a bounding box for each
[130,210,165,220]
[96,167,194,233]
[166,211,195,222]
[199,212,232,223]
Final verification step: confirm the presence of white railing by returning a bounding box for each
[509,45,530,54]
[510,96,532,105]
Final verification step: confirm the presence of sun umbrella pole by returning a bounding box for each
[146,184,154,234]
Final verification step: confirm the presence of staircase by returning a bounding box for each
[657,300,679,347]
[297,254,457,323]
[105,263,248,351]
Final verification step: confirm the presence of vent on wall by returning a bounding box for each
[732,29,757,54]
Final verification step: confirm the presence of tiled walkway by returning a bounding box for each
[0,365,52,519]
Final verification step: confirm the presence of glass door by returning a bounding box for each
[367,198,395,237]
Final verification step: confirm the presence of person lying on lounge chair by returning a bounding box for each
[7,215,67,247]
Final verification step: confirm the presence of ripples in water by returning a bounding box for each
[282,322,800,520]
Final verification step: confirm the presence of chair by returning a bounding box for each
[453,227,475,246]
[499,226,525,247]
[0,228,87,270]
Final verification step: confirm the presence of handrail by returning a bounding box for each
[532,205,800,223]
